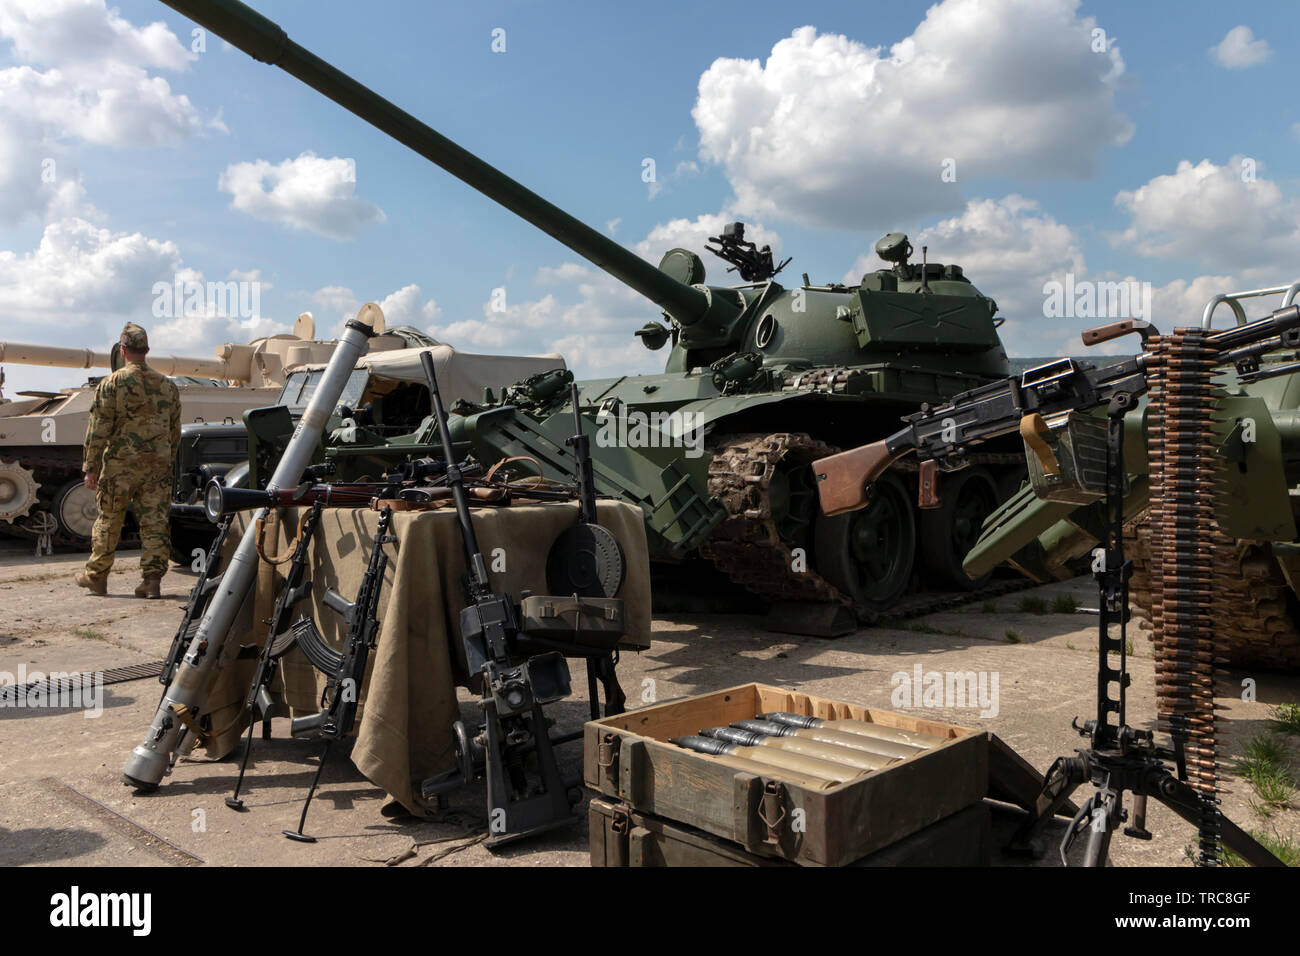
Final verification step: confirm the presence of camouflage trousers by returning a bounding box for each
[85,461,172,577]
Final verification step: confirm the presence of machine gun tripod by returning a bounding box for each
[1008,376,1284,867]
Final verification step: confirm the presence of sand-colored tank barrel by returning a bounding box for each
[160,0,732,330]
[0,342,112,370]
[0,341,237,381]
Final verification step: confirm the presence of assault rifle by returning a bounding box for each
[225,499,326,811]
[159,513,233,686]
[814,306,1300,516]
[280,505,395,842]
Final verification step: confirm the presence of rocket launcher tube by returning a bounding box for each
[703,726,895,772]
[669,736,864,784]
[121,314,377,791]
[743,717,924,760]
[760,712,944,749]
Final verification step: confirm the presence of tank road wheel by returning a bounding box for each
[814,473,916,612]
[54,478,99,543]
[919,466,1000,590]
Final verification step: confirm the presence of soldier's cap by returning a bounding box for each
[120,322,149,352]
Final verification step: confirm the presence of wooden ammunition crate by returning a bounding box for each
[583,682,988,867]
[589,798,993,867]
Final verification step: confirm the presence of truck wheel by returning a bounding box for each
[919,467,999,590]
[814,473,916,611]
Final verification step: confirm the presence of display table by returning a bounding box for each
[193,499,651,813]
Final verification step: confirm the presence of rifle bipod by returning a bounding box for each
[1009,387,1283,867]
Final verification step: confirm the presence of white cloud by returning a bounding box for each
[0,217,181,316]
[0,0,204,226]
[0,0,192,71]
[310,285,360,315]
[1113,157,1300,278]
[218,152,387,240]
[692,0,1131,228]
[376,283,440,326]
[1210,26,1272,69]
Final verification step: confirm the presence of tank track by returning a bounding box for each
[700,433,863,616]
[1130,517,1300,671]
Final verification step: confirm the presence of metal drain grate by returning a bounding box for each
[0,659,162,704]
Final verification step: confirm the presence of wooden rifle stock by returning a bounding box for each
[813,441,905,516]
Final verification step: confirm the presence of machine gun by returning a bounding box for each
[278,505,395,842]
[704,221,790,283]
[817,310,1297,867]
[415,349,630,846]
[813,307,1300,517]
[224,499,326,811]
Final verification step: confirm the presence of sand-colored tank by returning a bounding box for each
[0,310,432,548]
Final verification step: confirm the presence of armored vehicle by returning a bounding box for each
[165,0,1027,626]
[964,282,1300,669]
[0,312,432,551]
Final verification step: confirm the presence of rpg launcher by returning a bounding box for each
[814,306,1300,517]
[274,504,395,842]
[200,459,487,522]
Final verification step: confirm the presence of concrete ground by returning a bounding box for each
[1,539,1296,868]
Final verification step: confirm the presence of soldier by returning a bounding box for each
[75,323,181,598]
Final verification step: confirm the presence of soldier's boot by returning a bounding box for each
[76,570,109,596]
[134,574,163,599]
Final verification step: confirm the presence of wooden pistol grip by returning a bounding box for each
[1019,414,1060,477]
[917,459,940,510]
[814,442,904,516]
[1082,319,1150,347]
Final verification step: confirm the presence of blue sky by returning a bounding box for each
[2,0,1298,394]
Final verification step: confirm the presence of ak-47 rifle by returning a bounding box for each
[159,512,233,687]
[224,498,326,811]
[813,307,1300,516]
[278,504,395,841]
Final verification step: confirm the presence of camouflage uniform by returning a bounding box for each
[82,324,181,578]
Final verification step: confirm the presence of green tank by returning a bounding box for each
[964,282,1300,669]
[166,0,1026,622]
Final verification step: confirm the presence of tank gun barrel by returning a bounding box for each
[160,0,735,331]
[0,341,237,381]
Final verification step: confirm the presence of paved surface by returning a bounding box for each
[1,539,1296,868]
